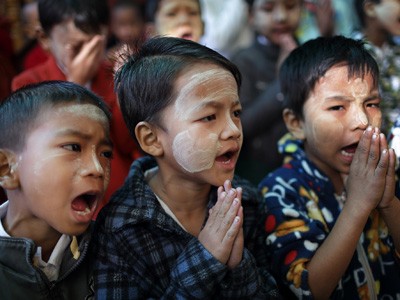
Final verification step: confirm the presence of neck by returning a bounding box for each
[148,169,211,236]
[364,21,389,48]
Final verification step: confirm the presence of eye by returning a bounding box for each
[328,105,344,111]
[233,109,242,118]
[366,102,380,108]
[200,115,216,122]
[63,144,81,152]
[101,150,113,159]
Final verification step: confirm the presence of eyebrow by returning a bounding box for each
[324,92,380,102]
[54,128,113,148]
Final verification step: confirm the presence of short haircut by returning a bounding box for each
[115,36,241,140]
[0,80,111,152]
[145,0,201,23]
[38,0,109,35]
[279,35,379,118]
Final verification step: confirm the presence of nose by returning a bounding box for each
[80,147,104,178]
[273,5,288,22]
[177,11,190,24]
[221,115,242,141]
[350,105,369,130]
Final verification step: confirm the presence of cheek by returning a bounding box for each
[309,115,344,144]
[172,130,220,173]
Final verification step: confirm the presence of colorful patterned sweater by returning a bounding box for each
[259,134,400,299]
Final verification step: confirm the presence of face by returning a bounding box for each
[251,0,302,44]
[299,65,381,178]
[155,0,204,42]
[14,103,112,236]
[111,6,145,46]
[157,63,242,186]
[22,2,40,40]
[373,0,400,36]
[46,19,108,74]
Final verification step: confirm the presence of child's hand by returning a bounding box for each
[198,180,243,266]
[226,186,244,269]
[65,34,106,85]
[346,127,389,215]
[378,135,396,210]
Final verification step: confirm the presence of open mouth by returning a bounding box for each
[341,143,358,157]
[180,31,194,40]
[215,151,234,164]
[71,193,97,216]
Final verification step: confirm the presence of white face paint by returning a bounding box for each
[169,65,240,174]
[350,78,369,127]
[174,69,238,121]
[57,104,108,124]
[172,130,221,173]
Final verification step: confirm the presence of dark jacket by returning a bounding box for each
[93,156,280,299]
[0,229,94,299]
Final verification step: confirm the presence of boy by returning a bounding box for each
[145,0,204,43]
[12,0,140,216]
[0,81,113,299]
[93,37,279,299]
[260,36,400,298]
[232,0,302,184]
[353,0,400,133]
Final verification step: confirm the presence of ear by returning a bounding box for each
[364,1,377,18]
[36,26,50,52]
[135,121,164,157]
[0,150,19,190]
[283,108,305,140]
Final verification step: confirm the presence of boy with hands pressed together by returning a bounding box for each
[260,36,400,299]
[93,36,279,299]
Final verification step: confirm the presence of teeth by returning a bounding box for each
[341,150,354,157]
[76,207,91,216]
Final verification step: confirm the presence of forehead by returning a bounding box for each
[159,0,200,10]
[50,19,107,42]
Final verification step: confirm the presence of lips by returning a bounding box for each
[71,192,98,217]
[341,143,358,157]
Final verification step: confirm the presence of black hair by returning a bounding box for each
[354,0,380,28]
[112,0,145,16]
[0,80,111,152]
[280,35,379,118]
[115,36,241,140]
[38,0,109,35]
[145,0,201,23]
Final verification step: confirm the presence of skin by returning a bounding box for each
[144,63,244,267]
[41,19,108,85]
[2,103,112,261]
[373,0,400,36]
[154,0,204,42]
[111,6,145,47]
[286,64,400,297]
[251,0,302,45]
[300,65,381,193]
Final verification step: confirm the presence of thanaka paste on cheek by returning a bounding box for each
[172,130,221,173]
[350,78,369,126]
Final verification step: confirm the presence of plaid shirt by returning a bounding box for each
[93,156,280,299]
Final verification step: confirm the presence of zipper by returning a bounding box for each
[356,240,377,300]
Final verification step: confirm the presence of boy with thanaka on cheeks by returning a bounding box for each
[260,36,400,298]
[0,81,113,299]
[93,37,279,299]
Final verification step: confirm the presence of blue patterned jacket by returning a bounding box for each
[259,134,400,299]
[93,156,280,299]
